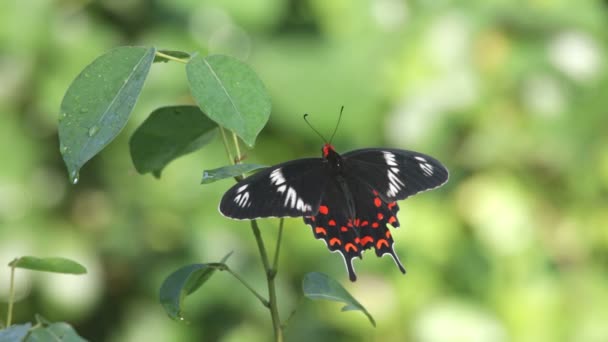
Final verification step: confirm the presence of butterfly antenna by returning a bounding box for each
[328,105,344,144]
[303,113,328,143]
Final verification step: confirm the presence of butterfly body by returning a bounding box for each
[220,143,448,281]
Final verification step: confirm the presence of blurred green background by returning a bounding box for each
[1,0,607,341]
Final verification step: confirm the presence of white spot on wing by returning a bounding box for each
[270,168,286,185]
[383,152,398,166]
[384,152,404,197]
[285,187,297,208]
[237,184,248,193]
[277,185,286,193]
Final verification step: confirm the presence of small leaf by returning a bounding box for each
[186,54,271,147]
[129,105,218,177]
[9,257,87,274]
[159,253,232,320]
[59,46,156,184]
[201,164,266,184]
[154,50,191,63]
[26,322,87,342]
[302,272,376,327]
[0,323,31,342]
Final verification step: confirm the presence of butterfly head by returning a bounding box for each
[322,143,336,158]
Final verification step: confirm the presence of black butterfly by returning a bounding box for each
[219,142,448,281]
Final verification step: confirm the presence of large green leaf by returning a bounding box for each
[129,105,218,178]
[159,253,232,321]
[0,323,31,342]
[302,272,376,327]
[186,54,271,147]
[9,257,87,275]
[58,46,156,184]
[26,322,87,342]
[201,164,266,184]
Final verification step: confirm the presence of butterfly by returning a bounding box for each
[219,113,449,281]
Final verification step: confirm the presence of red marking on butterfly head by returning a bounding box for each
[322,144,335,158]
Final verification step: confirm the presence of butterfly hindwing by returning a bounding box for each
[343,148,449,202]
[219,158,328,219]
[303,174,406,281]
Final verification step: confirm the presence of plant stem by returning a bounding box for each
[228,132,283,341]
[219,127,235,164]
[272,219,285,273]
[209,263,269,307]
[250,219,283,342]
[6,264,15,327]
[154,51,189,64]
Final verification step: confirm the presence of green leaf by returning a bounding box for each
[26,322,87,342]
[302,272,376,327]
[58,46,156,184]
[159,252,232,321]
[201,164,266,184]
[0,323,31,342]
[129,105,218,178]
[9,257,87,275]
[154,50,191,63]
[186,54,271,147]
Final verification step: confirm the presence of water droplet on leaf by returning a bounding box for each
[70,171,80,184]
[88,126,99,137]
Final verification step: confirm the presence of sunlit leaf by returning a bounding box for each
[9,257,87,275]
[129,105,218,178]
[153,50,191,63]
[26,322,87,342]
[0,323,31,342]
[201,164,266,184]
[186,54,271,147]
[302,272,376,327]
[58,46,156,184]
[159,252,232,321]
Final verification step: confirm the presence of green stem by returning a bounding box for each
[220,130,283,341]
[6,264,15,327]
[154,51,189,64]
[272,219,285,274]
[220,127,235,164]
[209,263,269,307]
[250,220,283,342]
[231,133,242,163]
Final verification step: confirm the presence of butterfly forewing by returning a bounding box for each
[219,158,328,219]
[342,148,449,202]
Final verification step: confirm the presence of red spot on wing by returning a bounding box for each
[377,213,384,220]
[345,243,358,253]
[361,221,369,227]
[374,197,382,207]
[340,226,348,232]
[328,219,336,226]
[388,216,396,224]
[376,239,389,249]
[388,202,397,209]
[354,218,360,227]
[311,216,316,222]
[329,238,341,246]
[373,189,379,196]
[385,230,391,238]
[360,236,374,246]
[315,227,327,235]
[372,222,379,228]
[319,205,329,215]
[355,237,360,244]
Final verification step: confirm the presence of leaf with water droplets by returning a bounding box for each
[186,55,271,147]
[58,46,156,183]
[129,106,218,178]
